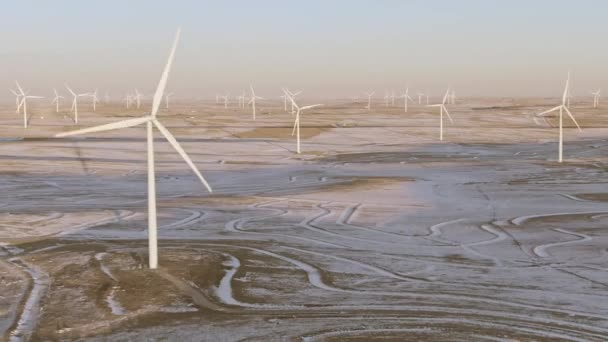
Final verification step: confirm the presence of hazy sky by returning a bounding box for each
[1,0,607,99]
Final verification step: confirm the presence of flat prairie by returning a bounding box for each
[0,98,607,341]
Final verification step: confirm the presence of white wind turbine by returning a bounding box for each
[221,93,230,109]
[55,28,211,269]
[237,91,246,109]
[427,88,454,141]
[399,88,414,113]
[134,89,143,109]
[89,89,100,112]
[417,92,424,105]
[51,88,64,113]
[537,74,582,163]
[391,89,396,107]
[283,88,323,154]
[124,93,133,108]
[15,81,44,128]
[383,91,390,107]
[450,90,456,105]
[65,84,89,124]
[364,90,375,110]
[248,85,263,120]
[9,88,23,113]
[592,89,601,108]
[285,89,302,113]
[280,93,289,111]
[165,92,173,109]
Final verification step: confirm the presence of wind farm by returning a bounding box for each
[0,1,607,341]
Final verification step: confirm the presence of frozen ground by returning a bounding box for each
[0,98,607,341]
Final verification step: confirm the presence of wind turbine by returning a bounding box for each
[134,89,143,109]
[364,90,375,110]
[237,91,246,109]
[165,92,173,109]
[537,74,582,163]
[284,89,302,113]
[427,88,454,141]
[51,88,64,113]
[65,84,89,124]
[248,85,263,120]
[55,28,211,269]
[124,93,133,108]
[383,91,390,107]
[283,88,323,154]
[399,88,414,113]
[89,89,99,112]
[104,91,110,104]
[592,89,601,108]
[391,89,396,107]
[15,81,44,128]
[450,90,456,105]
[221,93,230,109]
[417,92,424,105]
[9,88,23,113]
[280,93,289,111]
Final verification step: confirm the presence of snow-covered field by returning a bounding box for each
[0,98,607,341]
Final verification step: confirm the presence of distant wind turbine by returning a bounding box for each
[399,88,414,113]
[15,81,44,128]
[134,89,143,109]
[364,90,375,110]
[537,74,582,163]
[51,88,64,113]
[55,28,211,270]
[283,88,323,154]
[89,89,99,112]
[592,89,601,108]
[65,84,89,124]
[285,89,302,113]
[427,88,454,141]
[221,93,230,109]
[417,92,424,105]
[165,92,173,109]
[248,85,263,120]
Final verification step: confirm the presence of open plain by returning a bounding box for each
[0,98,607,341]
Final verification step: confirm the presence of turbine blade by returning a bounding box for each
[65,84,76,96]
[153,119,212,192]
[563,107,582,131]
[15,81,24,95]
[300,104,323,111]
[562,75,570,105]
[442,88,450,104]
[152,28,181,117]
[443,106,454,123]
[55,116,151,137]
[537,106,561,116]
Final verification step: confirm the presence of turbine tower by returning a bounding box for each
[55,28,211,270]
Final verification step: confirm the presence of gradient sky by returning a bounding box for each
[1,0,607,100]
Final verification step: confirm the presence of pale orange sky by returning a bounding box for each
[1,0,607,100]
